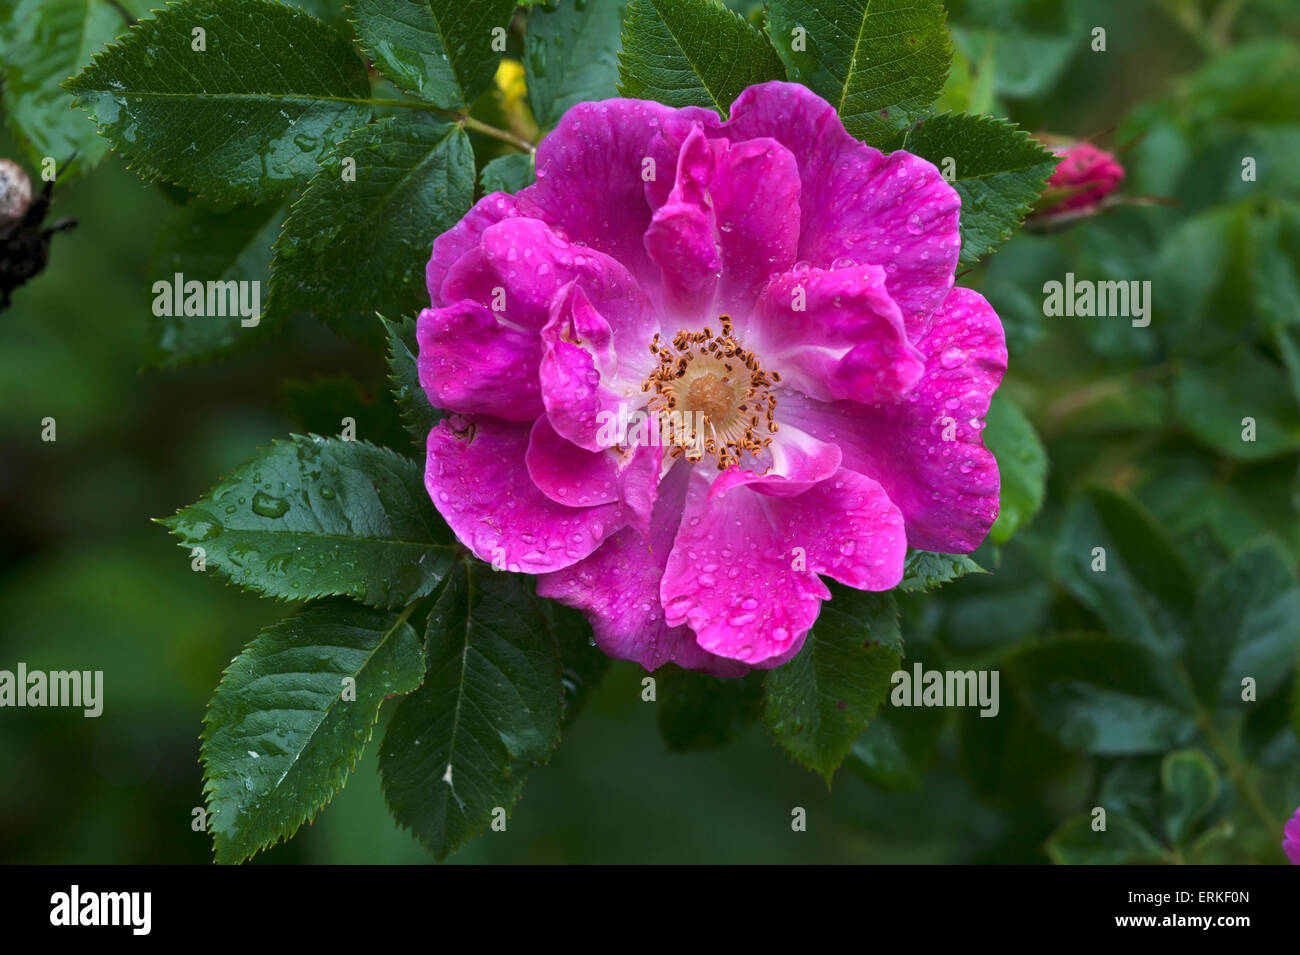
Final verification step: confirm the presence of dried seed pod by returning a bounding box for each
[0,159,32,229]
[1,157,78,311]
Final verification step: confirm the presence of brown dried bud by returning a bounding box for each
[0,159,33,230]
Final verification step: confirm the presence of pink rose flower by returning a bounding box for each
[1285,805,1300,864]
[417,82,1005,675]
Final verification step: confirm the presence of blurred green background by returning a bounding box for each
[2,0,1299,863]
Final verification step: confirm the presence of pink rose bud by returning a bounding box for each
[1049,142,1125,210]
[1028,140,1126,229]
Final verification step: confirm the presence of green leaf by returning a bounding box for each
[379,560,564,860]
[949,0,1083,101]
[940,540,1051,651]
[1160,749,1219,847]
[1292,668,1300,743]
[1188,540,1300,711]
[763,586,901,782]
[847,703,947,791]
[1,0,140,170]
[1250,202,1300,330]
[291,0,351,25]
[903,112,1058,264]
[935,38,994,115]
[64,0,372,202]
[1096,757,1162,822]
[382,314,443,450]
[1008,634,1195,756]
[956,684,1078,806]
[145,201,285,369]
[202,600,424,864]
[545,599,608,725]
[657,668,763,751]
[984,392,1047,544]
[764,0,951,146]
[281,373,411,453]
[1053,487,1196,657]
[1182,39,1300,126]
[897,549,985,593]
[479,151,536,194]
[160,435,456,608]
[1276,325,1300,406]
[351,0,515,108]
[617,0,785,114]
[1045,813,1166,865]
[525,0,626,129]
[268,112,474,344]
[1173,345,1300,461]
[1151,205,1251,355]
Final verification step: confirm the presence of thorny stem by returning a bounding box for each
[1039,360,1181,437]
[1158,0,1242,54]
[1168,660,1286,841]
[456,113,538,155]
[1196,710,1285,836]
[1207,0,1245,52]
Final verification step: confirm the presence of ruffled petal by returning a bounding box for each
[425,415,623,574]
[525,416,662,537]
[426,192,519,307]
[704,135,802,314]
[616,442,663,538]
[1284,807,1300,864]
[709,421,841,500]
[416,300,543,421]
[643,126,721,319]
[520,99,677,294]
[721,82,961,338]
[538,463,749,677]
[539,282,648,452]
[780,287,1006,553]
[660,465,906,666]
[525,415,618,507]
[443,217,657,346]
[644,123,802,322]
[751,263,925,404]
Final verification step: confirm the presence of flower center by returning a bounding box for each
[642,315,780,470]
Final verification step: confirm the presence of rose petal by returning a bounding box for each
[538,463,749,676]
[661,465,906,666]
[722,82,961,339]
[709,421,842,500]
[526,415,619,508]
[644,123,802,322]
[443,217,657,346]
[780,286,1007,553]
[752,263,925,404]
[416,300,542,421]
[426,415,623,574]
[426,192,519,307]
[539,282,647,452]
[521,99,677,295]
